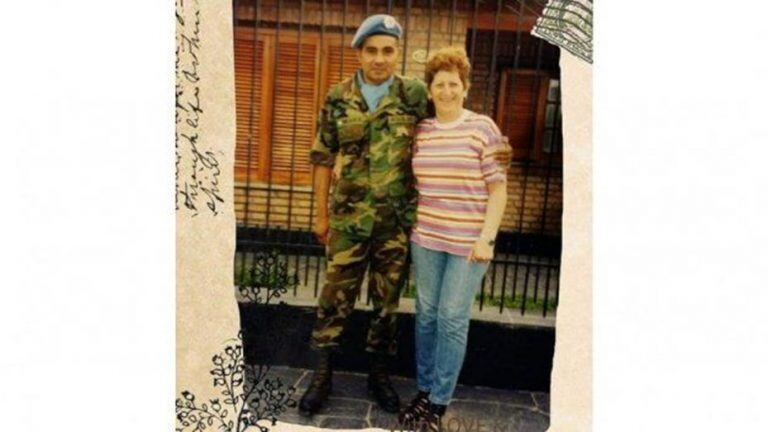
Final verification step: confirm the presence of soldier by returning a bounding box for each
[298,14,429,416]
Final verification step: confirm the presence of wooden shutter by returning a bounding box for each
[270,39,319,185]
[323,43,359,97]
[234,31,360,186]
[234,35,270,182]
[496,70,549,161]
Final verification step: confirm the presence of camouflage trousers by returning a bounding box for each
[311,205,409,356]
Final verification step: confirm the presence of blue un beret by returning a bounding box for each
[350,14,403,48]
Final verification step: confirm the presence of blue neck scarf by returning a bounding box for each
[357,71,394,113]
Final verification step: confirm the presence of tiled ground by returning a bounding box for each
[269,366,550,431]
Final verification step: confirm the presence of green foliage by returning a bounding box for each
[477,292,558,313]
[400,281,557,313]
[235,250,299,304]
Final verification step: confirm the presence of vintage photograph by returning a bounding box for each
[222,1,581,431]
[11,1,764,431]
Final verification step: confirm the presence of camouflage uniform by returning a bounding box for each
[309,73,428,355]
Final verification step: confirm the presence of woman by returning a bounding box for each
[399,46,510,431]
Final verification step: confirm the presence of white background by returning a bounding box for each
[1,1,767,430]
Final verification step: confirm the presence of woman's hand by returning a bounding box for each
[467,239,494,263]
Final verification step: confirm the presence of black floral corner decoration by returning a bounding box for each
[238,250,299,305]
[176,333,297,432]
[177,250,300,432]
[532,0,593,64]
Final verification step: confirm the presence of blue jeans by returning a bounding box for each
[411,242,489,405]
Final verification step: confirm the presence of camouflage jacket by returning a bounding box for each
[310,73,429,237]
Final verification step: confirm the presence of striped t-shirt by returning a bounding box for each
[410,109,510,256]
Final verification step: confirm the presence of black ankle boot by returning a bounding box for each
[398,390,430,426]
[367,353,400,413]
[298,349,333,416]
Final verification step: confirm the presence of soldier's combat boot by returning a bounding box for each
[367,353,400,413]
[298,349,333,416]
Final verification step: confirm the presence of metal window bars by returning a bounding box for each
[232,0,566,321]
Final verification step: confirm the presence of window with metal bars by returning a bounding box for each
[232,0,565,317]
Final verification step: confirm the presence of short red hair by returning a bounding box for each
[424,46,471,90]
